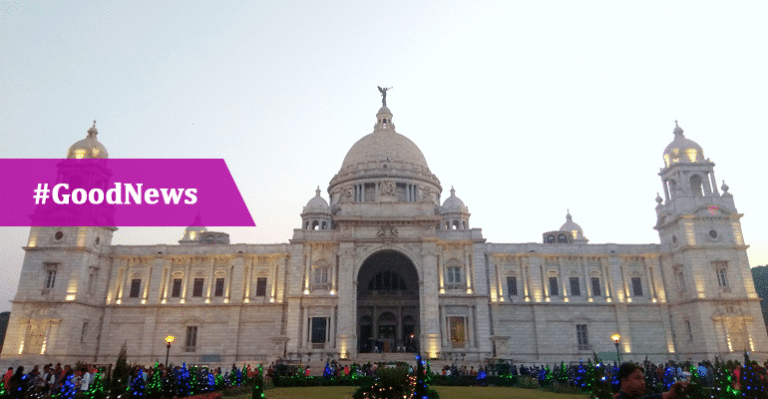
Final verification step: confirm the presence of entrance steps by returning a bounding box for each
[354,353,419,363]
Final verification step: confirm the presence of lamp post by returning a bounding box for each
[611,334,621,363]
[165,335,175,367]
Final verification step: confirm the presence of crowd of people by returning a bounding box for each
[2,355,766,398]
[2,364,98,397]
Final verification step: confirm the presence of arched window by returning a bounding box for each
[557,234,568,243]
[690,175,703,197]
[312,220,319,230]
[452,220,460,230]
[367,271,407,291]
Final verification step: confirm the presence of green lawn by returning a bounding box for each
[254,386,585,399]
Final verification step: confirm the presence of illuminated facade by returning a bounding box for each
[2,108,766,367]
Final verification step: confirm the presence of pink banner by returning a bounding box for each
[0,159,255,227]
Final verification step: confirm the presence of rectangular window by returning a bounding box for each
[717,269,728,287]
[87,271,96,293]
[314,268,328,284]
[631,277,643,296]
[171,278,182,298]
[80,322,88,343]
[591,277,601,296]
[447,267,462,284]
[448,316,466,344]
[549,277,559,296]
[569,277,581,296]
[677,271,686,291]
[214,278,225,297]
[185,326,197,350]
[45,269,57,289]
[192,278,204,297]
[256,277,267,297]
[685,320,693,341]
[507,276,518,297]
[311,317,327,343]
[577,324,589,350]
[129,279,141,298]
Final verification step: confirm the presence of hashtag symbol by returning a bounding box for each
[33,183,50,205]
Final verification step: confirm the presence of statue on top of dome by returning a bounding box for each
[378,86,392,106]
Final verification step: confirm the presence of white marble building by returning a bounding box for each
[2,106,766,367]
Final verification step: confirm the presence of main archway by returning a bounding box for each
[357,250,419,353]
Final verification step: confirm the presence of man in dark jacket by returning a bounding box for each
[617,362,688,399]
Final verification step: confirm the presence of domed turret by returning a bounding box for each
[560,210,587,242]
[301,187,332,230]
[441,187,470,230]
[67,121,109,159]
[179,213,207,244]
[663,121,704,168]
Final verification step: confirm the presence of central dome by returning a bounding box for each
[340,106,429,170]
[328,105,441,204]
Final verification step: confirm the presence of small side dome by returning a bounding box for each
[67,121,109,159]
[440,187,470,230]
[663,121,704,167]
[303,187,329,213]
[442,187,467,213]
[560,210,587,242]
[301,187,332,231]
[179,213,207,244]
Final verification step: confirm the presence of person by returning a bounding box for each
[9,366,24,399]
[617,362,688,399]
[304,366,310,377]
[3,368,12,390]
[79,367,92,393]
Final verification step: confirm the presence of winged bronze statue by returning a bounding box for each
[378,86,392,106]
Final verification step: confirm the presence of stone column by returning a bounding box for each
[643,257,657,301]
[582,257,592,300]
[420,243,440,358]
[205,258,215,301]
[520,257,530,301]
[229,255,245,303]
[557,257,568,301]
[336,242,356,358]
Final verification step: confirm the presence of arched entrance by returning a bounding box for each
[357,250,419,353]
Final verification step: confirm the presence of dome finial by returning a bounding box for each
[450,186,455,196]
[566,209,572,220]
[315,186,321,197]
[192,212,203,226]
[87,120,99,138]
[673,120,684,136]
[655,192,663,204]
[721,180,730,193]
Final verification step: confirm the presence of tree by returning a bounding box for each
[737,353,766,399]
[60,374,78,399]
[750,266,768,330]
[146,364,163,399]
[130,369,146,399]
[111,342,132,395]
[85,370,107,399]
[252,365,265,399]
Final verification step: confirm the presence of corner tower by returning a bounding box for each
[654,122,767,359]
[2,122,116,363]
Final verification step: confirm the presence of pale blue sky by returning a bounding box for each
[1,1,767,312]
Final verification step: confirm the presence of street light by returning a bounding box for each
[611,334,621,363]
[165,335,175,367]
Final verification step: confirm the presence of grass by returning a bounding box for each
[235,386,586,398]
